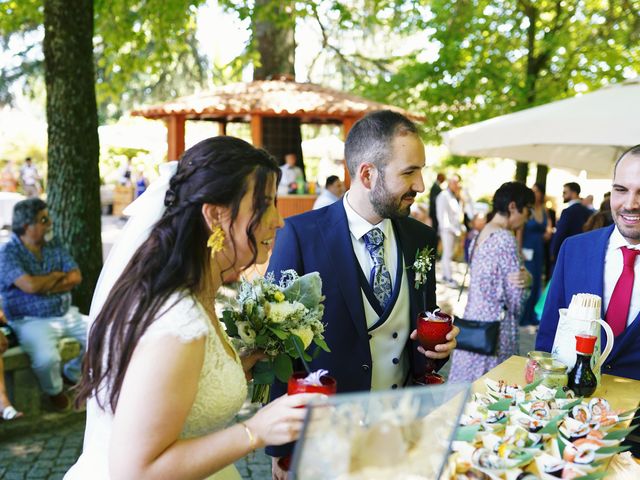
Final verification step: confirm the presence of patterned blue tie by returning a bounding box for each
[363,228,392,309]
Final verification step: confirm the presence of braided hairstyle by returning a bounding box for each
[76,136,281,410]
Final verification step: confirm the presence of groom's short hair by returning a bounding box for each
[345,110,419,178]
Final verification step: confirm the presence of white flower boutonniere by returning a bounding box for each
[409,246,434,289]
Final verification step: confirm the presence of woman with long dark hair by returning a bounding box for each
[66,137,320,480]
[449,182,534,382]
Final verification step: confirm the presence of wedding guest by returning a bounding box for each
[0,198,86,411]
[520,183,553,327]
[1,310,23,421]
[278,153,303,195]
[536,146,640,381]
[449,182,533,383]
[19,157,41,198]
[436,174,465,287]
[428,172,445,233]
[267,110,459,479]
[549,182,592,273]
[312,175,344,210]
[66,137,321,480]
[0,160,18,192]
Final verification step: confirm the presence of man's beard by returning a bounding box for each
[613,209,640,242]
[370,175,415,220]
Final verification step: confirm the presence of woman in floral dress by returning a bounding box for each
[449,182,534,383]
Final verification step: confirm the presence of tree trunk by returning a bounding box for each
[535,164,549,190]
[252,0,303,171]
[253,0,296,81]
[44,0,102,314]
[515,161,529,183]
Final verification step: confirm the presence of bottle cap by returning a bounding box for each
[575,334,597,355]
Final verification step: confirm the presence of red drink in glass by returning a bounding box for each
[278,371,337,471]
[416,311,453,384]
[287,371,337,395]
[417,311,453,351]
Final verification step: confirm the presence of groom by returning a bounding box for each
[266,110,458,476]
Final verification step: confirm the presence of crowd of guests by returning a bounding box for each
[0,110,637,480]
[0,157,43,197]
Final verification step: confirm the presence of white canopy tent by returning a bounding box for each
[441,77,640,178]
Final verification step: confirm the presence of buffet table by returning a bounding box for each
[474,355,640,415]
[465,355,640,478]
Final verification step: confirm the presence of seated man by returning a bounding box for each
[536,146,640,380]
[0,198,87,409]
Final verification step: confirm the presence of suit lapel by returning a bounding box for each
[318,202,369,341]
[393,219,423,320]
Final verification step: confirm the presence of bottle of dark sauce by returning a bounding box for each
[568,334,598,397]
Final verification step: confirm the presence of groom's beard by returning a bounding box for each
[370,175,415,220]
[613,208,640,242]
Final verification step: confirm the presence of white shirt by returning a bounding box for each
[435,189,464,236]
[312,189,339,210]
[603,226,640,327]
[342,192,398,290]
[278,165,303,194]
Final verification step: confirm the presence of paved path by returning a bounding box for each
[0,231,537,479]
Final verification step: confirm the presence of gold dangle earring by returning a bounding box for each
[207,226,226,258]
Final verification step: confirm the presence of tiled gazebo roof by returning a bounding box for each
[131,79,425,122]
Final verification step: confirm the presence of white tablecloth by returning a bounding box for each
[0,192,26,228]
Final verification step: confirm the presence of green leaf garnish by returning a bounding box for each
[596,444,631,455]
[454,425,481,442]
[523,378,543,393]
[487,399,512,411]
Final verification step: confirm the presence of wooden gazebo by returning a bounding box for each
[131,78,424,216]
[131,78,424,160]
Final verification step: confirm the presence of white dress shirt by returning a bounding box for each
[603,226,640,327]
[342,192,398,290]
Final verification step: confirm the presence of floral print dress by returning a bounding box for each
[449,229,528,383]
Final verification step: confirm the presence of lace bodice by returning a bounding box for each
[65,293,247,479]
[144,294,248,438]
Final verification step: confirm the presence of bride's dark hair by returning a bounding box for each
[76,136,281,410]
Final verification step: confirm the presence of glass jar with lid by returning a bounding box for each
[525,351,553,384]
[534,358,569,389]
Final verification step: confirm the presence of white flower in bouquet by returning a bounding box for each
[222,270,330,403]
[236,321,257,347]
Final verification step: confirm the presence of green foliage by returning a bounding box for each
[1,0,212,119]
[356,0,640,142]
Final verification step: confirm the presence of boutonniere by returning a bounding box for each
[408,246,434,289]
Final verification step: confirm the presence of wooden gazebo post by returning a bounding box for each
[342,117,356,189]
[166,114,186,161]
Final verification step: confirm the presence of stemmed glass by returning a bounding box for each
[278,371,337,471]
[416,311,453,384]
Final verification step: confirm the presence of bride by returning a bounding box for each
[66,137,321,479]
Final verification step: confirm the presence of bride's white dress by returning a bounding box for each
[65,294,248,480]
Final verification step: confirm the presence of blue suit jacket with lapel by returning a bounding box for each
[267,200,439,391]
[536,225,640,381]
[265,200,439,457]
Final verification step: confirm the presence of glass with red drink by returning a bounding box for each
[416,310,453,384]
[278,371,337,471]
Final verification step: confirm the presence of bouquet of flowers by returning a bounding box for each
[222,270,330,403]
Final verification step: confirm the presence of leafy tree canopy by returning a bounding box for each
[355,0,640,142]
[1,0,215,120]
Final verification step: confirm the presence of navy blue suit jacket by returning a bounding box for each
[265,200,439,457]
[536,225,640,381]
[550,202,593,264]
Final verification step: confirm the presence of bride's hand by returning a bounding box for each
[245,393,323,448]
[239,350,268,380]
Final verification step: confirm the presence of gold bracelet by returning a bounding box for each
[240,422,257,451]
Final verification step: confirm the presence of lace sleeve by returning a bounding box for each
[140,294,209,344]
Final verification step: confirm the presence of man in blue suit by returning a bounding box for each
[266,111,459,477]
[536,145,640,381]
[549,181,593,273]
